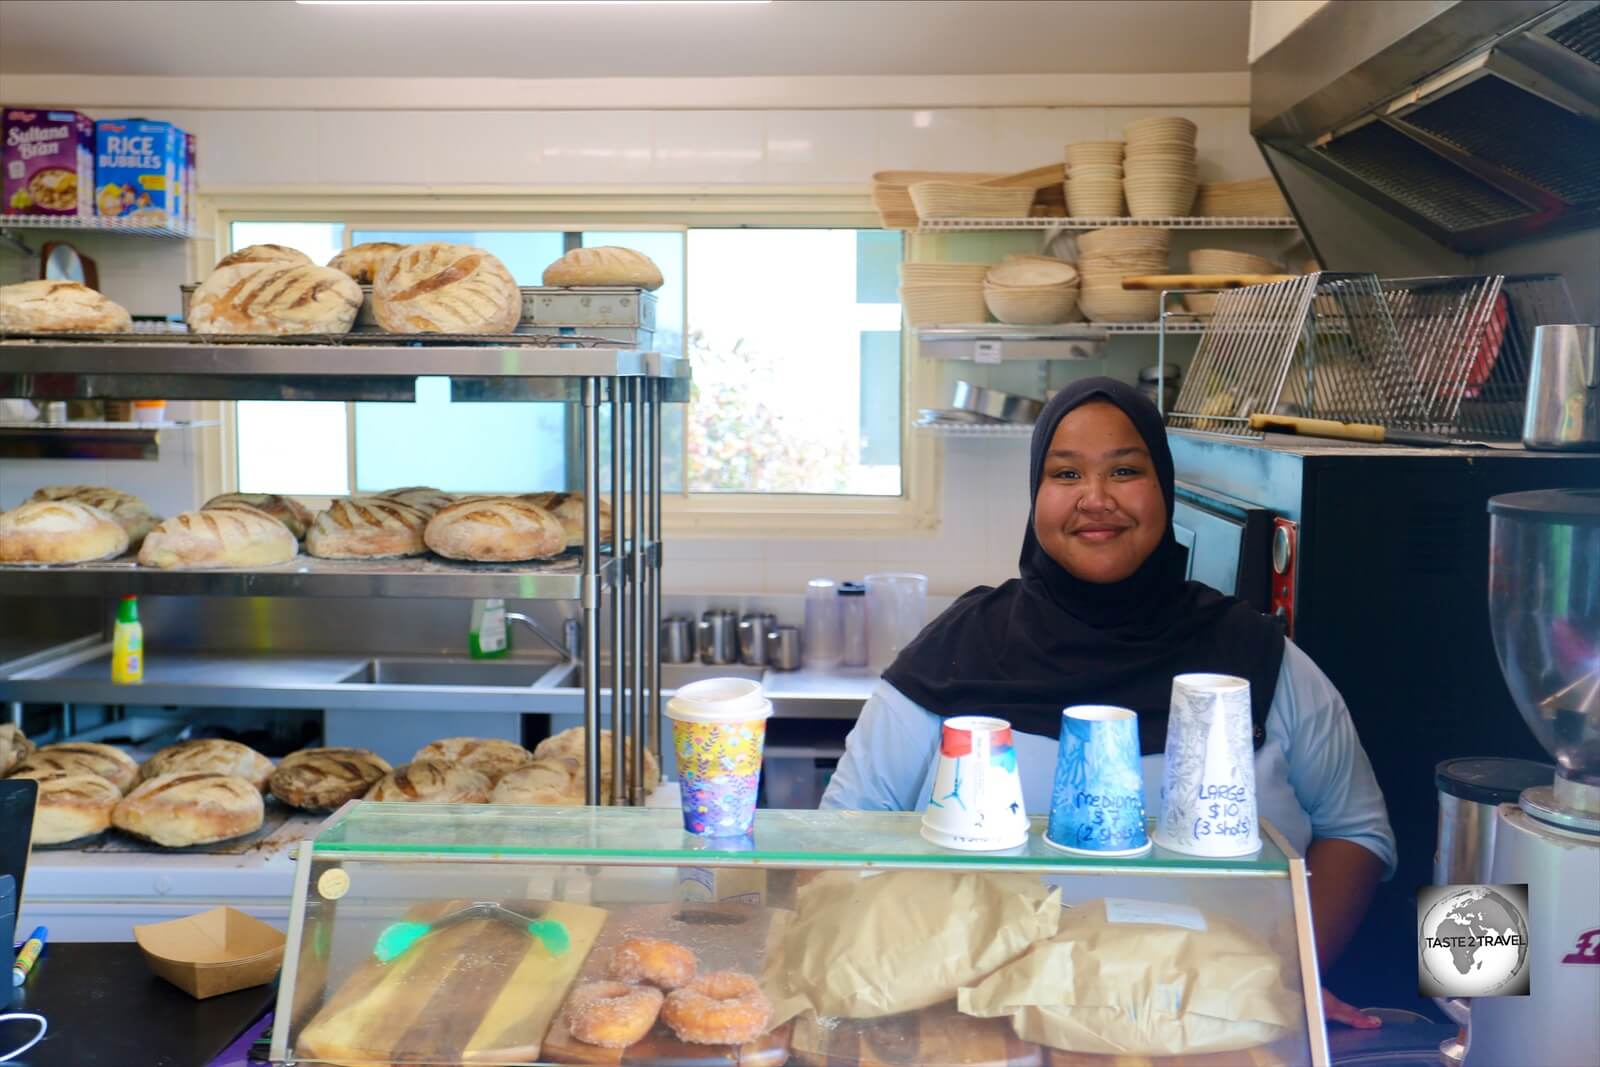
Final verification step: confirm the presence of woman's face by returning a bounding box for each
[1033,400,1167,584]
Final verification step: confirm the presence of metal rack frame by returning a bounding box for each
[0,338,689,806]
[916,216,1301,232]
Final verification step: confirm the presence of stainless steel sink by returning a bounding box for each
[542,661,764,691]
[337,657,561,688]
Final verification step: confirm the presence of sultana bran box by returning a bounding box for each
[3,108,95,216]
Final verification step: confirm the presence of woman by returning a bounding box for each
[822,378,1394,1028]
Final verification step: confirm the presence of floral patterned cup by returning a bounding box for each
[666,678,772,837]
[1045,705,1150,856]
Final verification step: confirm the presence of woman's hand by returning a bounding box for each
[1323,988,1381,1029]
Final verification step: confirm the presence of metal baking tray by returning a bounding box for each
[179,284,657,332]
[951,380,1044,424]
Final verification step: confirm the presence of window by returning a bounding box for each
[225,217,902,503]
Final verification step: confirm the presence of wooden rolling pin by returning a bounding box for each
[1121,273,1300,291]
[1249,413,1480,448]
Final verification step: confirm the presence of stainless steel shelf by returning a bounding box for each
[0,551,619,600]
[916,216,1300,232]
[0,339,690,402]
[1,212,197,238]
[914,422,1034,438]
[916,321,1206,361]
[0,419,217,460]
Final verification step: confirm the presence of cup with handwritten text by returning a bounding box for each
[1044,705,1151,856]
[920,716,1029,851]
[1154,673,1261,857]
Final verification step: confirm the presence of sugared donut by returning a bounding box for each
[608,937,698,991]
[661,971,771,1046]
[564,980,664,1049]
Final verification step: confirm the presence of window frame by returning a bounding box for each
[202,188,941,539]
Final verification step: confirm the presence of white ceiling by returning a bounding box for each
[0,0,1251,79]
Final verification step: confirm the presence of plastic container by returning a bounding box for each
[838,582,867,668]
[111,595,143,684]
[865,572,928,672]
[803,578,841,668]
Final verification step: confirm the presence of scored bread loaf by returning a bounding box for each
[204,492,313,540]
[0,724,34,776]
[188,263,362,336]
[0,280,133,333]
[306,498,429,559]
[112,772,265,847]
[29,485,159,547]
[371,243,521,335]
[368,486,453,515]
[412,737,534,784]
[269,747,392,811]
[31,774,122,845]
[138,506,299,570]
[423,496,567,562]
[0,500,129,564]
[214,244,311,271]
[534,727,661,799]
[542,246,663,291]
[491,759,583,805]
[523,492,612,548]
[12,742,139,793]
[328,242,406,285]
[366,760,491,803]
[140,739,275,792]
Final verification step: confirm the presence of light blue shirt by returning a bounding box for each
[820,639,1397,876]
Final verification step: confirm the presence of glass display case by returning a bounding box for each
[272,806,1329,1066]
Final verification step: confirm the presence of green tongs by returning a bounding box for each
[373,900,571,964]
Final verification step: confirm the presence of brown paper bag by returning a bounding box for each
[764,870,1061,1024]
[957,898,1304,1056]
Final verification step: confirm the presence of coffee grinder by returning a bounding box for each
[1465,490,1600,1066]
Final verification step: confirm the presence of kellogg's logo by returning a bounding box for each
[1563,927,1600,965]
[8,111,37,122]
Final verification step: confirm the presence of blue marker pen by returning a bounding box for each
[12,925,46,986]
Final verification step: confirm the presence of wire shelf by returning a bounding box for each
[914,421,1034,438]
[916,216,1300,232]
[0,212,196,238]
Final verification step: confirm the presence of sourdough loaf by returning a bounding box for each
[31,774,121,845]
[138,506,299,570]
[12,742,139,792]
[423,496,566,562]
[328,242,406,285]
[542,246,663,290]
[269,747,391,810]
[0,499,129,564]
[29,485,159,547]
[112,772,265,847]
[523,492,612,548]
[204,492,313,539]
[412,737,534,784]
[214,244,310,271]
[0,280,133,333]
[306,498,429,559]
[366,760,491,803]
[371,243,520,334]
[140,739,275,792]
[188,263,361,336]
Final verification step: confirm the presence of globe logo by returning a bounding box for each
[1419,885,1531,997]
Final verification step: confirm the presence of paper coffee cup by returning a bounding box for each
[666,678,772,837]
[1045,705,1150,857]
[920,716,1029,851]
[1154,673,1260,857]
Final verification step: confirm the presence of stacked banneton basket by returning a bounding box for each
[1193,177,1292,218]
[983,256,1080,325]
[1122,116,1198,218]
[1077,227,1170,323]
[1181,249,1285,315]
[899,262,990,326]
[1064,141,1125,217]
[908,182,1036,221]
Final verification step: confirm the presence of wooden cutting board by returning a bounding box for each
[542,901,791,1067]
[788,1001,1042,1067]
[296,897,607,1066]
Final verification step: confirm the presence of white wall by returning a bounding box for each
[1248,0,1330,63]
[1,92,1277,598]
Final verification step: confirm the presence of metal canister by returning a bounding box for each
[738,612,777,666]
[767,626,803,671]
[1434,757,1553,885]
[661,616,696,664]
[697,610,738,665]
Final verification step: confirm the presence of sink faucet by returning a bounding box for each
[471,598,579,661]
[506,612,581,661]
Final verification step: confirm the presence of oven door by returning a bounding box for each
[1173,480,1275,611]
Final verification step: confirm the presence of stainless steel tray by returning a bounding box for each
[179,284,657,331]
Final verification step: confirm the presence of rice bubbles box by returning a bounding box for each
[95,118,185,218]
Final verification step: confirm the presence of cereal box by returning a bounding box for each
[3,108,95,216]
[95,118,182,219]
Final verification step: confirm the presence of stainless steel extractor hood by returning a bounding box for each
[1253,0,1600,256]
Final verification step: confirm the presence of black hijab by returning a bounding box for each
[883,377,1285,753]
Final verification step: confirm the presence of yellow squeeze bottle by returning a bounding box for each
[112,594,143,684]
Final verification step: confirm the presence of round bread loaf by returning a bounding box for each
[188,263,361,336]
[412,737,533,783]
[140,739,275,792]
[269,747,391,811]
[521,492,612,548]
[366,761,491,803]
[542,246,663,291]
[29,485,159,548]
[214,244,310,271]
[306,498,429,559]
[491,759,582,805]
[203,493,313,540]
[0,723,36,775]
[112,772,265,847]
[371,243,521,335]
[0,499,130,564]
[423,496,567,562]
[14,742,139,793]
[0,280,133,333]
[31,773,121,845]
[535,727,661,799]
[368,486,453,516]
[138,506,299,570]
[328,242,406,284]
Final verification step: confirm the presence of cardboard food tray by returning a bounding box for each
[134,905,286,999]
